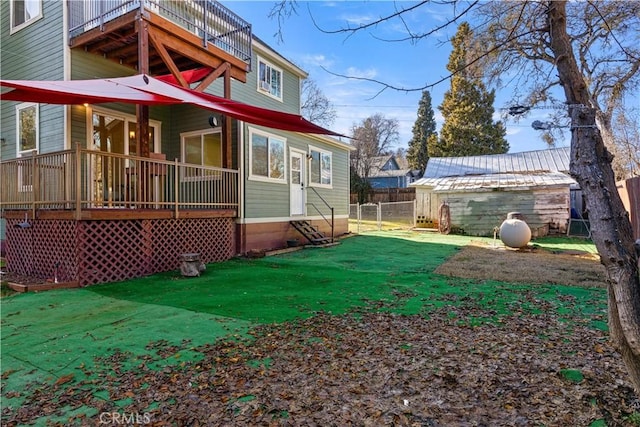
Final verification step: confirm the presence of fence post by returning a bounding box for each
[357,202,361,234]
[377,201,382,231]
[174,158,179,218]
[413,199,418,228]
[75,143,82,219]
[31,150,37,218]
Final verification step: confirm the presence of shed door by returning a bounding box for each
[290,151,305,215]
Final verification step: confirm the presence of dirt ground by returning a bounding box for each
[435,241,608,288]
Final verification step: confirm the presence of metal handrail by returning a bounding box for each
[68,0,252,68]
[306,186,334,243]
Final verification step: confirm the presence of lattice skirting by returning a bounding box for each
[5,217,235,286]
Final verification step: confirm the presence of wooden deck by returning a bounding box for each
[1,148,240,286]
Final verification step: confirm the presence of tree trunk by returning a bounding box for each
[547,1,640,392]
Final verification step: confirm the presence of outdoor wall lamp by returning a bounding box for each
[0,137,5,146]
[209,115,219,127]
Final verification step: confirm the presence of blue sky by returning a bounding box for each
[221,1,570,154]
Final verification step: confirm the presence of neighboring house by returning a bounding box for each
[0,1,352,286]
[410,147,579,236]
[361,155,419,189]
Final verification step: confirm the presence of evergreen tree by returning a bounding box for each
[435,22,509,157]
[407,90,437,175]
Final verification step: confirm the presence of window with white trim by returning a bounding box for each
[257,57,283,100]
[16,102,39,190]
[181,129,223,180]
[249,128,286,182]
[309,147,332,187]
[10,0,42,33]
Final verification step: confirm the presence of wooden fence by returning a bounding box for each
[617,176,640,240]
[350,187,415,204]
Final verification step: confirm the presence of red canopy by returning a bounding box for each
[0,74,345,137]
[155,68,213,85]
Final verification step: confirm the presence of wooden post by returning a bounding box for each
[174,158,179,219]
[136,18,150,159]
[137,16,151,206]
[31,150,37,218]
[75,143,82,220]
[223,67,232,168]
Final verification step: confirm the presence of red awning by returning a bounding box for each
[156,68,213,85]
[0,74,345,137]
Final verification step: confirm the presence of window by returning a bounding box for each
[16,103,39,190]
[181,130,222,180]
[11,0,42,33]
[257,57,283,100]
[17,103,38,155]
[91,107,160,155]
[309,147,332,187]
[249,128,286,182]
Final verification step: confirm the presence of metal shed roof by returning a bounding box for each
[414,171,576,192]
[411,147,576,191]
[421,147,570,179]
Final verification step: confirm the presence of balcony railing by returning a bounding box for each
[0,146,238,215]
[68,0,252,68]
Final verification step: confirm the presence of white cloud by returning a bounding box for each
[300,53,334,69]
[343,66,377,80]
[339,13,374,26]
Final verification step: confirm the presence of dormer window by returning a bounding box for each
[257,57,283,101]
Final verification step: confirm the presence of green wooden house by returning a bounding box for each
[0,0,352,286]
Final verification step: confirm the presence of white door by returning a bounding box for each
[290,151,305,215]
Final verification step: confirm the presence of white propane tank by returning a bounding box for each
[499,213,531,248]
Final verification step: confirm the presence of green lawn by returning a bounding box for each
[1,231,609,425]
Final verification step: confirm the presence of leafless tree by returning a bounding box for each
[350,113,399,179]
[611,106,640,180]
[271,0,640,392]
[301,78,337,128]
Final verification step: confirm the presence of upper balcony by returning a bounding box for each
[67,0,252,82]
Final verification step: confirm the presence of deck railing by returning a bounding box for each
[68,0,252,68]
[0,146,238,215]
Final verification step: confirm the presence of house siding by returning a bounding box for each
[1,1,65,158]
[243,125,350,220]
[369,176,409,189]
[416,186,570,236]
[68,51,177,154]
[201,46,301,115]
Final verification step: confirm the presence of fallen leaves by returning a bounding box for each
[2,303,636,426]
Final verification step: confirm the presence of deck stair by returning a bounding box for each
[290,220,331,245]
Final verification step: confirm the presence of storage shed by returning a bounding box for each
[410,147,577,236]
